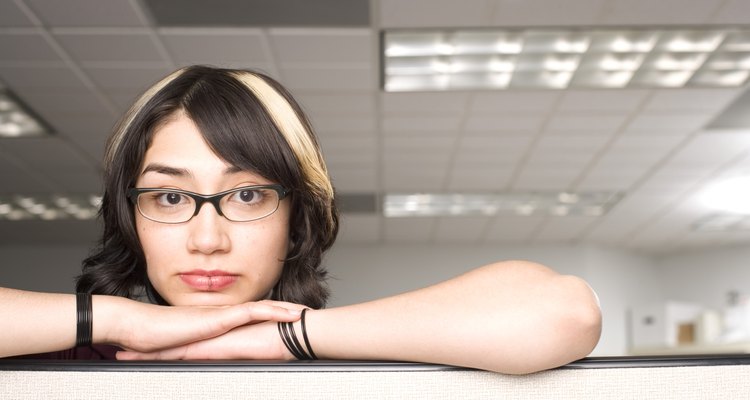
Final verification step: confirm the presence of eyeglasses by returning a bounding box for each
[127,185,289,224]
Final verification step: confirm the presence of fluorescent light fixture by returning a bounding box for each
[384,191,621,218]
[692,213,750,231]
[699,176,750,214]
[0,194,101,221]
[0,87,51,137]
[383,27,750,91]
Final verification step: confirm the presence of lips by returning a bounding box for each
[179,269,239,291]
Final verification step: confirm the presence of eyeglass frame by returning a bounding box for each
[127,184,290,224]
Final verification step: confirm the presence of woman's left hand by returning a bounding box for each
[115,319,294,360]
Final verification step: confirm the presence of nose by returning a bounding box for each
[186,202,231,255]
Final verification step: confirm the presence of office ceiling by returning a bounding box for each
[1,0,750,254]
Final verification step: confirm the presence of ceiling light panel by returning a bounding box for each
[0,194,101,221]
[383,27,750,91]
[384,191,621,218]
[0,90,51,138]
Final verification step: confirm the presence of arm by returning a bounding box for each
[307,260,601,374]
[0,287,300,358]
[119,260,601,374]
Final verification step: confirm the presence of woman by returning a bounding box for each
[0,66,601,374]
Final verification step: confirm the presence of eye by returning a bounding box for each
[155,192,188,206]
[229,189,263,205]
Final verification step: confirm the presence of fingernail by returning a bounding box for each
[289,309,302,315]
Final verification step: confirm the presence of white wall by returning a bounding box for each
[655,245,750,310]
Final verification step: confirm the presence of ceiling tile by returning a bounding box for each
[558,90,649,112]
[270,28,371,64]
[295,93,375,116]
[383,168,446,190]
[0,65,87,90]
[17,90,113,118]
[601,0,722,24]
[384,151,450,166]
[0,1,34,27]
[532,216,598,242]
[383,116,462,132]
[336,214,380,244]
[459,135,533,151]
[84,66,170,90]
[576,170,646,191]
[710,0,750,23]
[382,92,470,115]
[159,28,269,64]
[279,66,374,90]
[492,0,607,26]
[535,134,611,152]
[380,0,495,28]
[54,31,165,62]
[524,152,596,167]
[49,169,102,192]
[464,115,545,131]
[26,0,145,27]
[0,137,94,169]
[0,32,61,62]
[433,217,491,243]
[453,152,522,167]
[470,91,561,114]
[0,170,52,194]
[446,167,514,191]
[319,135,377,150]
[329,168,377,192]
[625,113,716,132]
[384,136,456,150]
[546,113,628,131]
[643,89,744,113]
[513,169,580,191]
[311,115,376,133]
[384,217,437,243]
[484,215,546,243]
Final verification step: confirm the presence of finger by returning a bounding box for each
[239,302,302,322]
[256,299,309,311]
[202,302,300,336]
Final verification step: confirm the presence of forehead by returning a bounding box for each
[142,113,228,171]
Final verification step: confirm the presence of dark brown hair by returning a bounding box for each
[77,65,338,308]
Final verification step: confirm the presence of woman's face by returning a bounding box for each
[134,112,290,306]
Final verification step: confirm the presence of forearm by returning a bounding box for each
[0,288,132,357]
[305,260,602,374]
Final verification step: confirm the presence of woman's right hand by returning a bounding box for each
[95,296,302,353]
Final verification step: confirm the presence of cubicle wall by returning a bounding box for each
[2,356,749,399]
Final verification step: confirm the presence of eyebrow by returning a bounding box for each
[141,163,243,177]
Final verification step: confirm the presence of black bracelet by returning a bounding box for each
[75,292,93,347]
[300,308,317,360]
[277,321,307,360]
